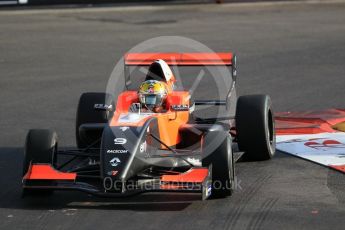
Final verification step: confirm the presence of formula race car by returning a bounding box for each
[22,53,276,200]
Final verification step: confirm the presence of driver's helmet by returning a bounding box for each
[138,80,169,111]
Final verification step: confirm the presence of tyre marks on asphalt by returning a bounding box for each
[246,197,279,230]
[223,174,272,230]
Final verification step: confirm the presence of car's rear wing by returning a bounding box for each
[124,52,237,86]
[124,53,234,66]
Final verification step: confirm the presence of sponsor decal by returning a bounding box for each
[109,157,121,167]
[139,142,147,153]
[114,138,127,145]
[118,113,151,123]
[107,149,128,154]
[107,170,118,176]
[207,185,212,197]
[88,158,97,165]
[94,104,112,111]
[186,157,201,166]
[119,126,129,131]
[171,104,189,111]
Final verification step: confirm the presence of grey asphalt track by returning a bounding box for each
[1,1,345,229]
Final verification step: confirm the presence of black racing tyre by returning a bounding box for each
[76,92,113,148]
[202,131,235,198]
[236,95,276,161]
[23,129,58,196]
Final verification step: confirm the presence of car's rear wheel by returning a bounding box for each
[236,94,276,161]
[76,92,113,148]
[22,129,58,196]
[202,131,235,198]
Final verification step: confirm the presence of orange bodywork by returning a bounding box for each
[23,164,76,180]
[125,53,233,66]
[161,168,209,183]
[110,91,190,147]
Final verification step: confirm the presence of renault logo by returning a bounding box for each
[109,157,121,167]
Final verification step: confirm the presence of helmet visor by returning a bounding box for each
[139,94,165,110]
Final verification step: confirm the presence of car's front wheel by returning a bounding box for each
[236,94,276,161]
[76,92,113,148]
[202,130,235,198]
